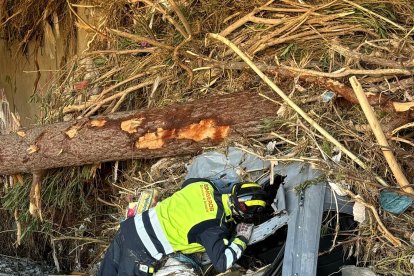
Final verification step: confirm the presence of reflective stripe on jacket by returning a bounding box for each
[133,178,247,272]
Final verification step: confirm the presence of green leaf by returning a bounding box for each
[93,58,107,66]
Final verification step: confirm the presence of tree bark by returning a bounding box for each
[0,92,278,175]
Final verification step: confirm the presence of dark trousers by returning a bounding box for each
[99,217,156,276]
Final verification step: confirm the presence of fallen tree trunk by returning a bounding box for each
[0,92,278,175]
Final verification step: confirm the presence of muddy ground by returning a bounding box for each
[0,255,54,276]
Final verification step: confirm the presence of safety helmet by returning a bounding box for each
[230,182,267,220]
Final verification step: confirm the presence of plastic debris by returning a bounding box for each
[328,182,348,197]
[266,141,277,154]
[331,150,342,164]
[125,189,159,218]
[321,91,336,102]
[353,201,366,223]
[379,190,413,215]
[276,104,286,117]
[185,147,270,193]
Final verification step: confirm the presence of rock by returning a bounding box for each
[0,255,55,276]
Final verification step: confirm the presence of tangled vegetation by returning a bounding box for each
[1,0,414,274]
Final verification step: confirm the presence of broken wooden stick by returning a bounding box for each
[83,79,160,117]
[189,58,413,109]
[167,0,192,37]
[138,0,188,38]
[392,102,414,113]
[344,189,401,247]
[281,65,414,78]
[330,44,414,69]
[208,32,388,187]
[29,170,45,221]
[220,0,277,37]
[14,209,21,246]
[108,28,173,50]
[350,76,414,195]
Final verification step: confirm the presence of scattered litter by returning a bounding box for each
[329,182,348,197]
[379,190,413,215]
[266,141,277,154]
[269,161,276,185]
[276,104,286,117]
[331,150,342,164]
[125,189,159,218]
[353,201,366,223]
[321,91,336,103]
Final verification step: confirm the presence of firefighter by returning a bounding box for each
[99,178,268,275]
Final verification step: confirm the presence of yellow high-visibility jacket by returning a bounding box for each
[133,178,247,272]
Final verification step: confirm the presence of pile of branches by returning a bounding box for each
[1,0,414,274]
[0,0,77,54]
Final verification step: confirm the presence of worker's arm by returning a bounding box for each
[197,226,247,273]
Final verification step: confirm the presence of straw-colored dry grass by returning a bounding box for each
[1,0,414,274]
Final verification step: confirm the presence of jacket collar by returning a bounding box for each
[221,194,234,222]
